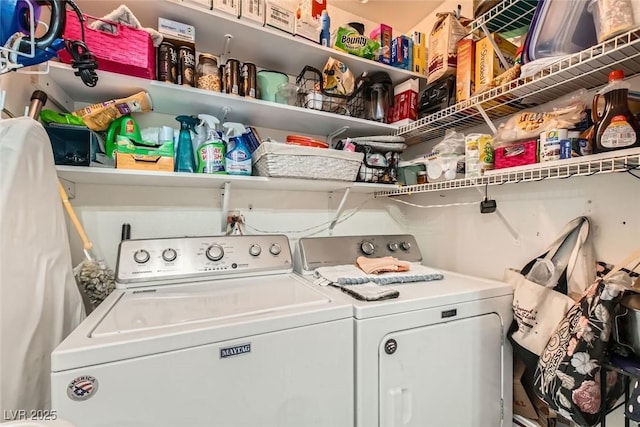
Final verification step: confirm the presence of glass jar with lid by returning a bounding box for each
[196,53,221,92]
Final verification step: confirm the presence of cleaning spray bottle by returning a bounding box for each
[195,114,226,174]
[175,115,199,173]
[223,122,252,176]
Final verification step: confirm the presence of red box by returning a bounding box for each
[494,139,539,169]
[58,11,155,79]
[389,78,419,125]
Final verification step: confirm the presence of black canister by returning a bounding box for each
[157,41,177,83]
[224,58,241,95]
[178,45,196,87]
[241,62,257,98]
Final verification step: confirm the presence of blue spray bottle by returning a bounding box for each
[175,115,199,173]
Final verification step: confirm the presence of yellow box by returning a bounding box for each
[411,31,427,75]
[116,153,174,172]
[474,33,518,92]
[456,38,475,102]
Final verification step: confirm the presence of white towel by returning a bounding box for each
[313,263,444,286]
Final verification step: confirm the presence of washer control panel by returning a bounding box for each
[116,234,292,285]
[297,234,422,273]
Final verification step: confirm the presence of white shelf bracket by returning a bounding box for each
[475,187,519,243]
[475,103,498,134]
[59,178,76,199]
[328,187,351,235]
[327,126,349,149]
[220,34,234,65]
[479,23,511,71]
[220,181,231,233]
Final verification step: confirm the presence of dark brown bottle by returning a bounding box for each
[593,69,640,153]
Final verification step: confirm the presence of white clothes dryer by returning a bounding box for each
[295,234,514,427]
[51,235,353,427]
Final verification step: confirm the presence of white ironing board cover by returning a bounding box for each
[0,117,85,412]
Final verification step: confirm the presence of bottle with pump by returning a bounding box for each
[223,122,252,176]
[175,115,199,173]
[195,114,226,174]
[592,69,640,153]
[320,10,331,47]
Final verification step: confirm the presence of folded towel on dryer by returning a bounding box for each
[313,263,444,286]
[356,256,410,274]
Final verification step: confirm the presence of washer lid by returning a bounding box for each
[92,275,331,337]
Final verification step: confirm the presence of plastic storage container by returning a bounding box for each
[522,0,598,63]
[587,0,636,43]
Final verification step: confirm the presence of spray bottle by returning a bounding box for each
[175,115,199,173]
[223,122,252,176]
[195,114,226,174]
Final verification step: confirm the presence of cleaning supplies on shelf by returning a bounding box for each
[320,10,330,47]
[195,114,226,174]
[223,122,252,175]
[106,115,144,159]
[175,115,198,173]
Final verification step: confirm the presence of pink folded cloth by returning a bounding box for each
[356,256,410,274]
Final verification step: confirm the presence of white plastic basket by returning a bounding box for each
[252,142,364,181]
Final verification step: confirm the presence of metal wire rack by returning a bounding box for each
[470,0,537,35]
[374,148,640,197]
[396,28,640,145]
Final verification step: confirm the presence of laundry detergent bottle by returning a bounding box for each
[195,114,226,174]
[175,115,198,173]
[223,122,252,176]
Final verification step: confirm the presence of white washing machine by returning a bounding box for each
[51,235,353,427]
[295,235,514,427]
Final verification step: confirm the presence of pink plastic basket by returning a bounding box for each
[58,11,155,79]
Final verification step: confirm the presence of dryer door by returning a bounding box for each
[379,313,503,427]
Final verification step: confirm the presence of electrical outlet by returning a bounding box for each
[227,209,242,224]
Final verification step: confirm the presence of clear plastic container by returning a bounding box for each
[587,0,636,43]
[523,0,598,63]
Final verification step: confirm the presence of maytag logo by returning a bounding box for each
[220,343,251,358]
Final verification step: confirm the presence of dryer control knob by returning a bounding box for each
[206,244,224,261]
[249,244,262,256]
[269,243,282,256]
[133,249,150,264]
[401,241,411,251]
[388,243,399,251]
[361,241,375,255]
[162,248,177,262]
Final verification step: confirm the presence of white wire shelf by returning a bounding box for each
[396,28,640,145]
[374,147,640,197]
[470,0,537,35]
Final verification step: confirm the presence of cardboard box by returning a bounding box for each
[475,33,518,92]
[370,24,393,65]
[295,0,326,42]
[391,35,412,70]
[456,38,475,102]
[115,135,174,172]
[213,0,240,17]
[183,0,211,9]
[265,1,296,34]
[240,0,265,24]
[427,12,468,84]
[411,31,427,75]
[389,78,419,124]
[513,358,539,420]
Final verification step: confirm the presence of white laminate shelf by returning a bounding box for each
[71,0,425,86]
[46,62,397,138]
[375,147,640,196]
[56,166,400,194]
[397,28,640,145]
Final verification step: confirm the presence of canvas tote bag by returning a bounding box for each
[507,216,594,357]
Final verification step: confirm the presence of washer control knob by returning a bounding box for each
[133,249,150,264]
[388,243,399,252]
[269,243,282,256]
[205,244,224,261]
[361,241,375,255]
[401,241,411,251]
[162,248,177,262]
[249,244,262,257]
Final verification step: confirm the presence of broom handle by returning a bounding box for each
[58,180,93,251]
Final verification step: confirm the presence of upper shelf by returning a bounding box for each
[71,0,425,86]
[46,62,397,138]
[56,165,397,194]
[396,28,640,145]
[374,147,640,197]
[470,0,537,35]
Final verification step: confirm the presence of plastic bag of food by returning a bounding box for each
[322,57,355,96]
[494,89,588,145]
